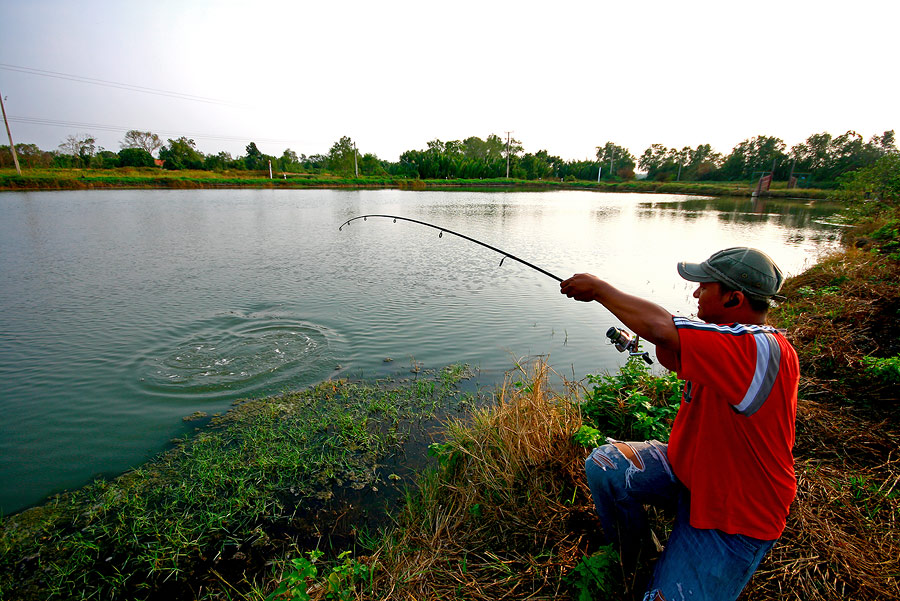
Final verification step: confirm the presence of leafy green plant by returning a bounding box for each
[427,439,466,474]
[861,355,900,383]
[567,546,621,600]
[867,220,900,259]
[798,285,842,297]
[268,550,322,601]
[573,425,604,448]
[581,361,681,442]
[269,550,371,601]
[871,220,899,241]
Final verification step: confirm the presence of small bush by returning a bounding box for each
[861,355,900,384]
[581,360,681,442]
[567,546,623,600]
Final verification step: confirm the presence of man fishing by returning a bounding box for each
[560,247,798,601]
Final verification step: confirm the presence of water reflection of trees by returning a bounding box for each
[635,197,844,230]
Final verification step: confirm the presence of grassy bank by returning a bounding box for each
[0,168,832,198]
[0,366,478,599]
[2,205,897,599]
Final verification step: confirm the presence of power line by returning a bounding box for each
[0,63,250,108]
[8,115,303,147]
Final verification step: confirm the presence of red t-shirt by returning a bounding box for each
[668,317,799,540]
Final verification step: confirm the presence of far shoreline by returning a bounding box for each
[0,168,834,200]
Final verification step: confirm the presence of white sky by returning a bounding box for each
[1,0,896,162]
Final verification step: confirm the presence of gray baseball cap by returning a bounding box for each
[677,247,786,301]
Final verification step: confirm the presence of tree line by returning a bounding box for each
[1,128,896,186]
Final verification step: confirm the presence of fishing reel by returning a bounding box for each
[606,327,653,365]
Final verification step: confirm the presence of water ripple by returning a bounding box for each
[129,309,343,401]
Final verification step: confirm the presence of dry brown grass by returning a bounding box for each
[361,361,598,600]
[744,403,900,600]
[771,245,900,408]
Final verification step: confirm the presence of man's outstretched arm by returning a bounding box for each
[560,273,680,367]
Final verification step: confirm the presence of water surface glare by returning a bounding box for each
[0,189,843,513]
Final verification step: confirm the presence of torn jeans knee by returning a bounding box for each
[588,439,675,493]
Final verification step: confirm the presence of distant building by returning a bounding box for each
[154,159,165,168]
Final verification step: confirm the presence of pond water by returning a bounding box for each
[0,189,844,514]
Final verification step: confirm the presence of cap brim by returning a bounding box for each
[677,261,717,283]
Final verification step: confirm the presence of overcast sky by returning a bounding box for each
[1,0,896,162]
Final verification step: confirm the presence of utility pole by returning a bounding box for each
[609,146,615,179]
[0,88,21,176]
[354,142,358,178]
[505,131,513,178]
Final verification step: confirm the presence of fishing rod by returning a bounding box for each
[339,214,653,362]
[338,214,563,282]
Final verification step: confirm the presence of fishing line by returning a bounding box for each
[339,214,563,282]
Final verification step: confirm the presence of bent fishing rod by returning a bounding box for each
[338,214,563,282]
[339,214,653,363]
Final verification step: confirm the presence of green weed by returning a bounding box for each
[860,355,900,383]
[581,361,681,442]
[566,546,622,600]
[573,425,604,448]
[268,550,371,601]
[798,285,842,297]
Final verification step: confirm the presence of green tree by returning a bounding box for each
[829,131,869,176]
[203,151,237,171]
[638,144,681,180]
[788,130,896,183]
[243,142,266,170]
[120,130,163,156]
[398,141,445,178]
[596,142,636,179]
[394,134,518,179]
[304,154,328,172]
[684,144,722,180]
[118,147,156,167]
[871,130,897,155]
[558,159,600,181]
[158,137,204,170]
[1,143,52,168]
[91,149,120,168]
[790,132,832,175]
[462,135,506,161]
[519,150,562,180]
[358,152,386,176]
[326,136,358,175]
[718,135,787,180]
[840,153,900,202]
[58,134,96,167]
[386,155,420,178]
[278,148,300,172]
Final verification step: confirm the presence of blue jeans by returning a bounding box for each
[585,440,776,601]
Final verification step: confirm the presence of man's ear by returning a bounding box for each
[723,292,742,308]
